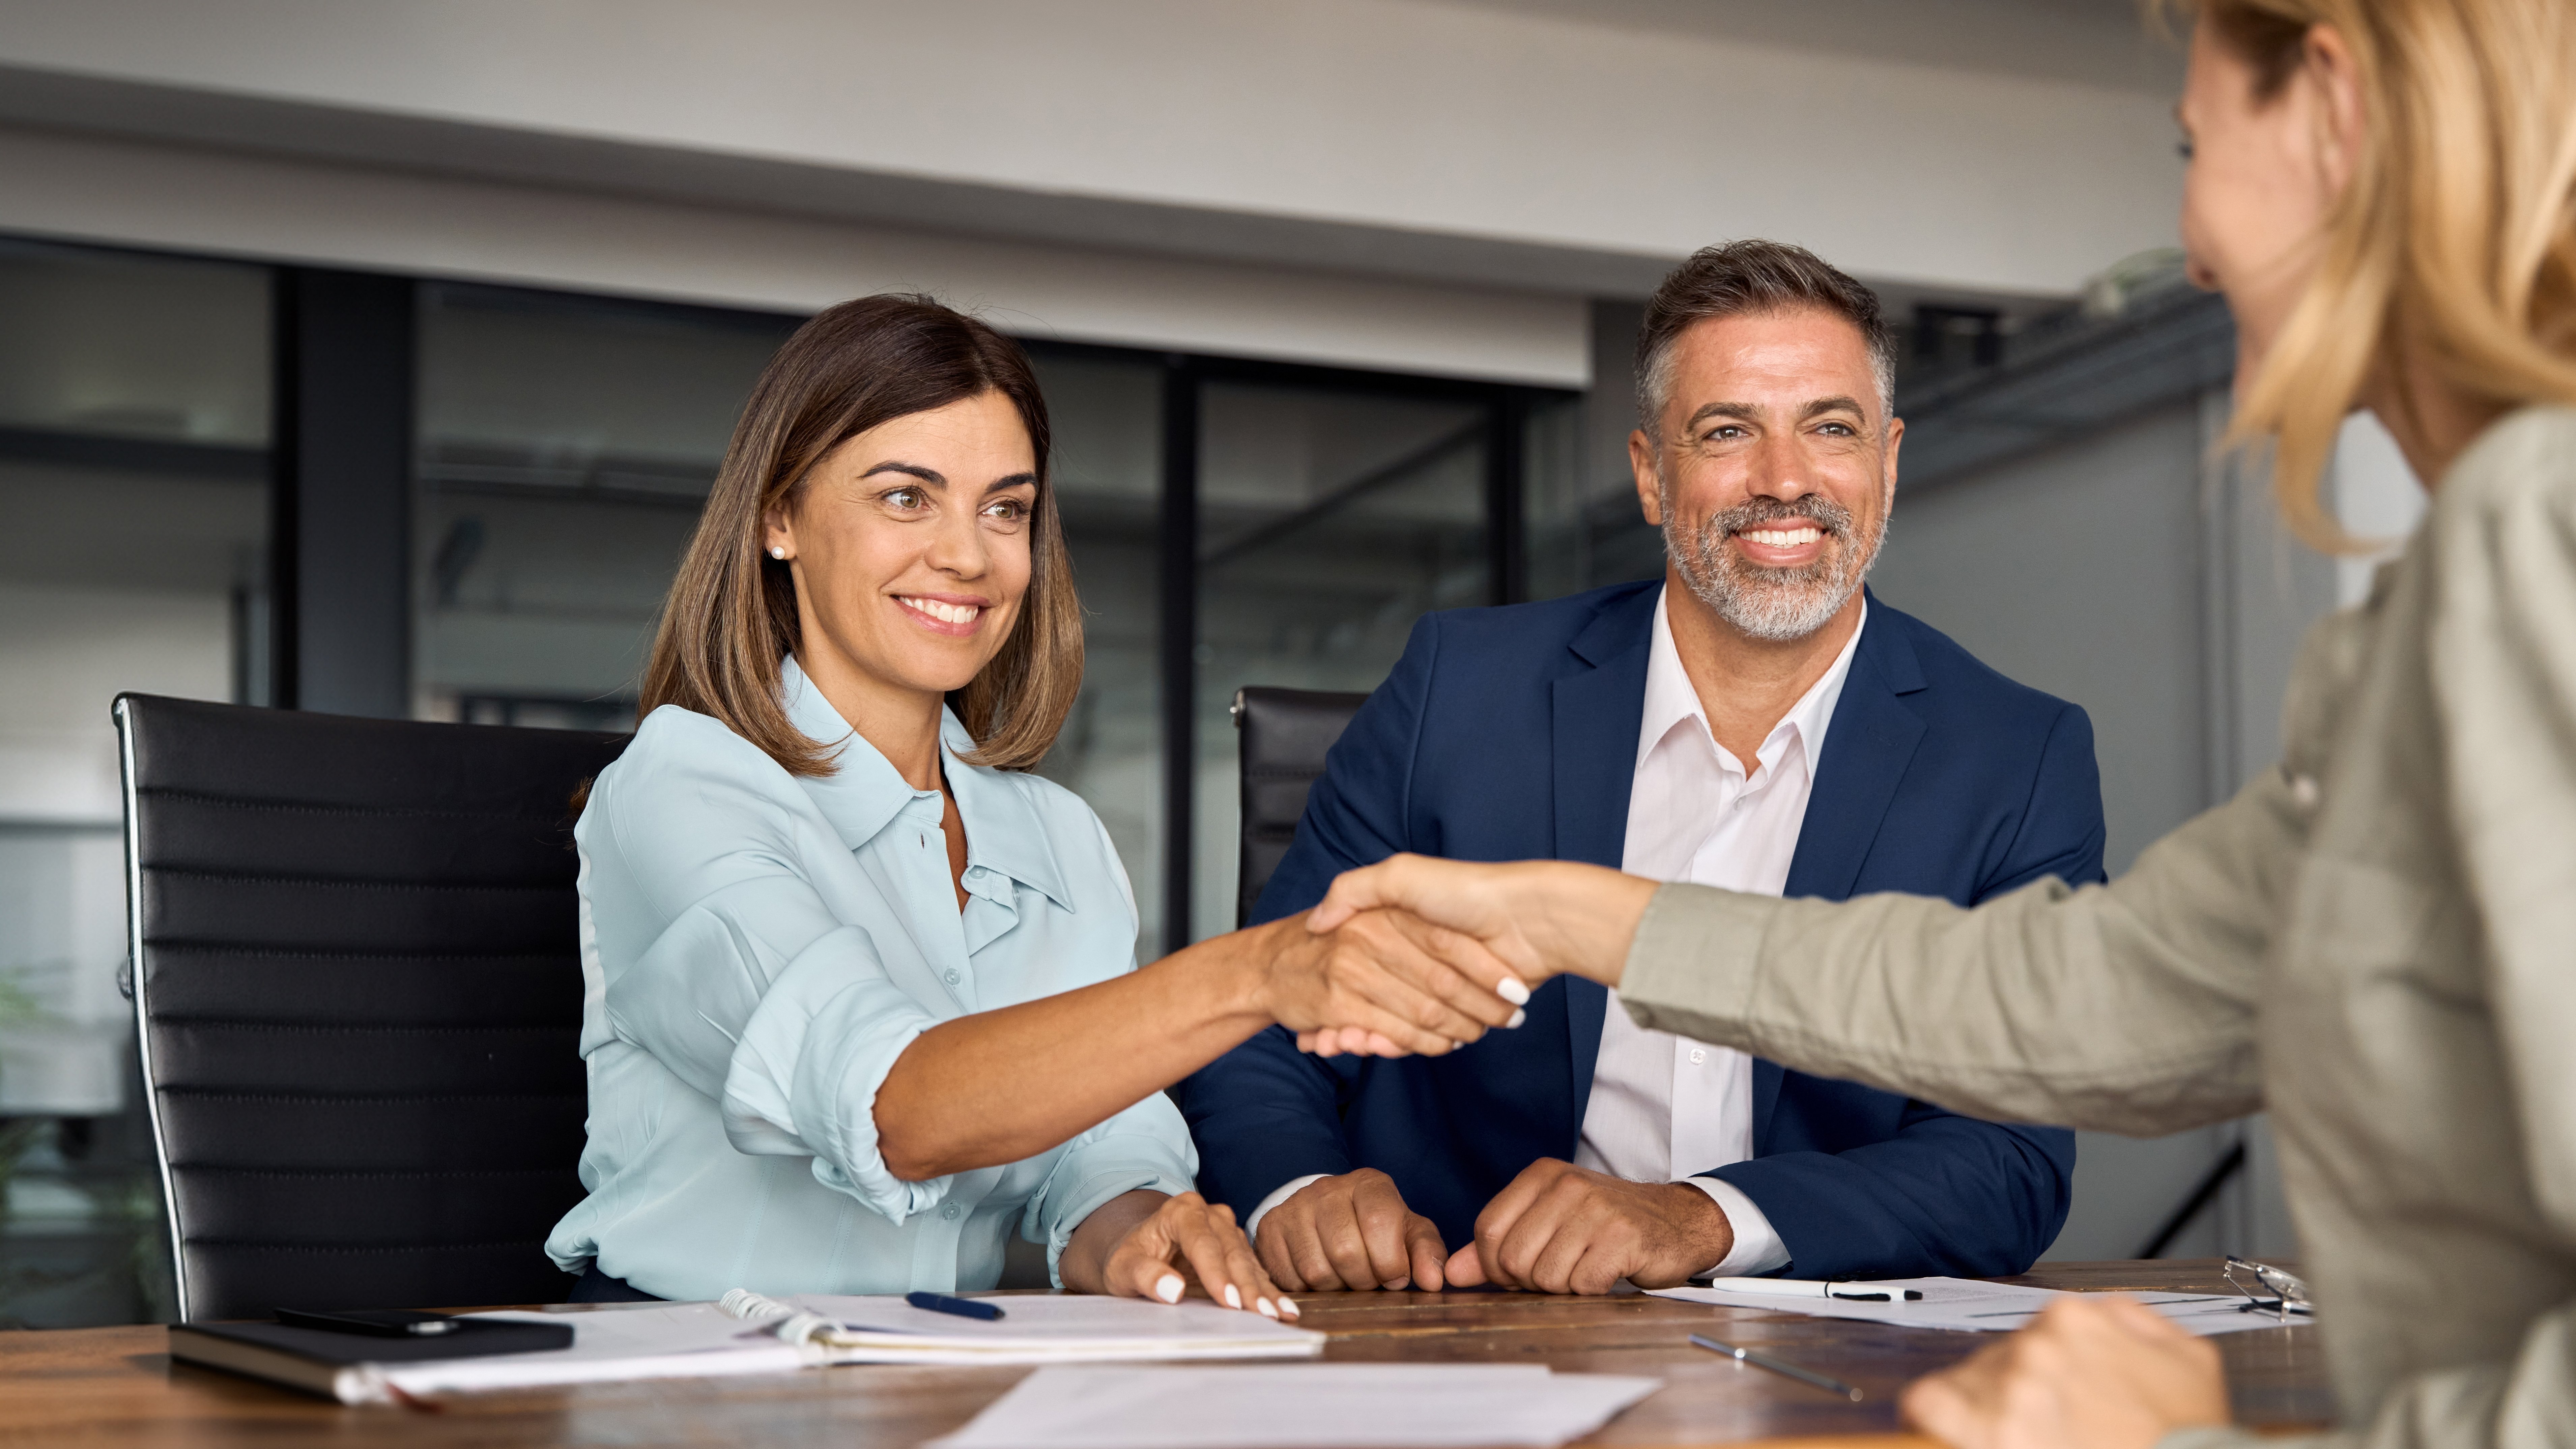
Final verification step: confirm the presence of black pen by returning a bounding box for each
[1690,1333,1864,1402]
[906,1290,1005,1321]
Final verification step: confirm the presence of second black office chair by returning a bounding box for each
[1232,686,1368,927]
[117,693,625,1322]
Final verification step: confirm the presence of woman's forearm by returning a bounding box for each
[870,921,1286,1181]
[1057,1189,1164,1293]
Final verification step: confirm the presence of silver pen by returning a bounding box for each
[1690,1333,1865,1401]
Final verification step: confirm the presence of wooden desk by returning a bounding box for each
[0,1260,2327,1447]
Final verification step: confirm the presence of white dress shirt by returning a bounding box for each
[1248,589,1867,1282]
[1575,587,1866,1278]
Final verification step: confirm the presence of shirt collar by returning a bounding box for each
[779,656,1074,912]
[1636,585,1869,778]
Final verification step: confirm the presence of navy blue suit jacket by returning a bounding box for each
[1180,582,2101,1279]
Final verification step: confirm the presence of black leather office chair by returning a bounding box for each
[115,693,626,1321]
[1232,687,1368,927]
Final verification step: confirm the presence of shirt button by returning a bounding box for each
[1688,1048,1707,1066]
[941,1203,961,1221]
[944,969,962,986]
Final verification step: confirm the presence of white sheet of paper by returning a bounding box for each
[1651,1277,2302,1337]
[929,1365,1663,1449]
[786,1293,1325,1363]
[376,1303,804,1398]
[372,1294,1324,1398]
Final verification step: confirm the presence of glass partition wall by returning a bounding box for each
[1191,383,1493,942]
[1024,354,1167,957]
[0,239,273,1326]
[413,286,799,730]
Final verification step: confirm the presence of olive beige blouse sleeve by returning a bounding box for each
[1607,407,2576,1449]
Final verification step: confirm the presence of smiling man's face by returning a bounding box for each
[1630,307,1900,642]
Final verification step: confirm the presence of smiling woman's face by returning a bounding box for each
[765,389,1038,707]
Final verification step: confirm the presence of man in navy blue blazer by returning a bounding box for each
[1181,242,2100,1297]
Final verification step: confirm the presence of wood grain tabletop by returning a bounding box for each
[0,1259,2329,1447]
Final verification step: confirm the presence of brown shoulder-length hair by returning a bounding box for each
[640,293,1082,774]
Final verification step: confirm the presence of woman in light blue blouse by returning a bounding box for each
[545,296,1517,1316]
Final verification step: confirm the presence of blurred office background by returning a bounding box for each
[0,0,2416,1325]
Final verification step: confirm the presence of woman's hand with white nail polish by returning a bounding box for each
[1255,907,1522,1058]
[1307,855,1655,995]
[1090,1190,1287,1317]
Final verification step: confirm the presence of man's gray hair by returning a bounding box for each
[1635,240,1896,438]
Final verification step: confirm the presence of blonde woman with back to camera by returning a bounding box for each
[544,296,1517,1314]
[1302,1,2576,1445]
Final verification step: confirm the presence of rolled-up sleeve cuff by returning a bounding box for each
[718,925,951,1224]
[1029,1093,1199,1288]
[1033,1158,1196,1289]
[1680,1175,1792,1276]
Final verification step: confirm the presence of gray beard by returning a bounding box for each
[1663,488,1886,642]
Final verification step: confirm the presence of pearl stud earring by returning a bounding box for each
[770,546,786,560]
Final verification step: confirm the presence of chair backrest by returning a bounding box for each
[116,693,627,1321]
[1232,687,1368,928]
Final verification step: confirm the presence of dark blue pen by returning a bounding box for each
[907,1290,1005,1321]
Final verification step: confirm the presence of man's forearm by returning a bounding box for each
[1681,1176,1790,1276]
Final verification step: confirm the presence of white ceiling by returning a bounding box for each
[1425,0,2186,94]
[0,0,2188,321]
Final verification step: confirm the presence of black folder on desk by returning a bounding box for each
[169,1317,575,1401]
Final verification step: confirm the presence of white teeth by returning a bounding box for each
[1742,527,1822,547]
[900,597,982,625]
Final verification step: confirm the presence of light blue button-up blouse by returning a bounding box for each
[544,659,1196,1301]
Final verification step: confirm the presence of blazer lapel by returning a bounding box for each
[1549,588,1655,1150]
[1549,597,1650,871]
[1783,595,1929,902]
[1752,1058,1785,1147]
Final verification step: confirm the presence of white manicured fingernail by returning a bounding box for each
[1257,1298,1279,1318]
[1224,1284,1242,1309]
[1505,1008,1526,1028]
[1497,976,1530,1006]
[1278,1296,1300,1318]
[1156,1274,1184,1303]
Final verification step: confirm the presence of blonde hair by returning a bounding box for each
[639,294,1083,775]
[2173,0,2576,548]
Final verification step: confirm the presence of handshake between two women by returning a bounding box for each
[1286,853,1647,1058]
